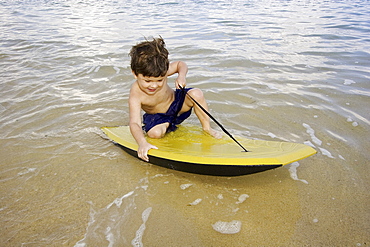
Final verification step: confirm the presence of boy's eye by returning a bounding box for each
[145,80,162,83]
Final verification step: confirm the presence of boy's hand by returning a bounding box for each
[168,61,188,89]
[137,142,158,162]
[175,75,186,89]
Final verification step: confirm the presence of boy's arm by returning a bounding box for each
[129,90,157,162]
[167,61,188,89]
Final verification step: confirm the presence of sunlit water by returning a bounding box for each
[1,0,369,246]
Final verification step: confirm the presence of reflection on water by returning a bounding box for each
[1,0,369,246]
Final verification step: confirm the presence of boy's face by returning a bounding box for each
[134,73,167,95]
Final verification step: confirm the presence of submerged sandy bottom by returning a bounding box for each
[1,120,368,246]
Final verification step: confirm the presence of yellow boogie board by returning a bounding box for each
[101,125,316,176]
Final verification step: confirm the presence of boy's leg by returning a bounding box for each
[147,122,170,139]
[184,89,222,139]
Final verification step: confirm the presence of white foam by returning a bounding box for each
[347,117,359,127]
[267,84,278,90]
[180,183,193,190]
[105,227,114,247]
[94,65,100,73]
[106,191,134,209]
[267,132,277,138]
[217,194,223,199]
[303,123,322,146]
[75,178,149,247]
[304,140,315,148]
[232,208,240,213]
[151,174,162,179]
[344,79,356,85]
[288,162,308,184]
[188,198,202,206]
[212,220,242,234]
[86,65,95,74]
[74,202,97,247]
[131,207,152,247]
[326,129,348,143]
[319,147,334,159]
[17,167,36,176]
[236,194,249,204]
[74,243,86,247]
[113,66,120,74]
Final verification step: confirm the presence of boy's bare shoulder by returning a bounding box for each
[129,82,142,102]
[129,81,137,93]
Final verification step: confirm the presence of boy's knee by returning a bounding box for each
[188,88,204,101]
[147,123,168,138]
[147,129,164,139]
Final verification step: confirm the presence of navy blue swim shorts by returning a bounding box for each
[143,88,192,133]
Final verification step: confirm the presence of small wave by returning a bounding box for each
[188,198,202,206]
[236,194,249,204]
[75,178,151,247]
[212,220,242,234]
[131,207,153,247]
[180,183,193,190]
[288,162,308,184]
[303,123,322,146]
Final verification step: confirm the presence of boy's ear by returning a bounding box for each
[132,71,137,79]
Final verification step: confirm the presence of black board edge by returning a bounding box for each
[114,143,282,176]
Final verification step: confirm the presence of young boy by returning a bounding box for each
[129,37,222,161]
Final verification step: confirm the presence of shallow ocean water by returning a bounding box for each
[1,0,369,246]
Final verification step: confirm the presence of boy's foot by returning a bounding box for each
[205,128,223,139]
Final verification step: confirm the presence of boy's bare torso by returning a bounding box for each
[132,81,175,115]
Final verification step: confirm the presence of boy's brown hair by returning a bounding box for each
[130,37,169,77]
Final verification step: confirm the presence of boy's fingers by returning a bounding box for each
[137,149,148,162]
[139,145,158,162]
[143,154,149,162]
[142,154,149,162]
[144,146,157,161]
[176,79,186,89]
